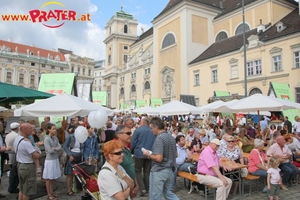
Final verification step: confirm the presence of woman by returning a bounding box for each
[270,124,277,135]
[293,116,300,136]
[190,133,202,153]
[83,125,99,168]
[239,128,254,153]
[284,134,300,168]
[171,128,179,138]
[217,136,244,196]
[43,123,61,200]
[63,123,82,196]
[248,139,268,192]
[98,140,134,199]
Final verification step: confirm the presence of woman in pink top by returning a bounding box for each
[248,139,268,177]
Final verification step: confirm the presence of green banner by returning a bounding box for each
[270,82,300,121]
[136,100,147,108]
[38,73,75,127]
[92,91,107,106]
[214,91,230,96]
[150,98,163,108]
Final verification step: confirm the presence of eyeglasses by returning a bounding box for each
[228,141,234,143]
[111,151,123,155]
[123,131,132,135]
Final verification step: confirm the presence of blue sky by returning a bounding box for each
[0,0,170,60]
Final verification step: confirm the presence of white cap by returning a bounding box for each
[210,138,221,146]
[10,122,20,129]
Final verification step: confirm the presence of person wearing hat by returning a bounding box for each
[197,138,232,200]
[5,122,20,194]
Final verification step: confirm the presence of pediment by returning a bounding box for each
[269,47,282,54]
[160,66,175,74]
[229,58,238,64]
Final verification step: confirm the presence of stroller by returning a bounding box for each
[72,162,100,200]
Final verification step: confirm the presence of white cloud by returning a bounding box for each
[0,0,106,60]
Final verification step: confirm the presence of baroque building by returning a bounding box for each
[103,0,299,108]
[94,59,106,91]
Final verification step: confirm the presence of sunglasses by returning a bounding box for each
[123,131,132,135]
[228,141,234,143]
[111,151,123,155]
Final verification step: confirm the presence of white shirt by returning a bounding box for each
[292,137,300,149]
[267,167,281,185]
[5,130,19,164]
[293,121,300,132]
[13,135,36,164]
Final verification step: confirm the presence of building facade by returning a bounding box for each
[0,39,69,90]
[94,59,106,91]
[103,0,299,108]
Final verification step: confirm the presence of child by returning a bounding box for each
[267,157,282,200]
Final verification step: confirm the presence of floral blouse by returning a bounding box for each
[217,145,242,161]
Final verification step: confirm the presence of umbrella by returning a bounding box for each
[14,93,114,117]
[154,100,201,115]
[0,82,54,103]
[133,106,159,115]
[197,100,225,112]
[0,106,8,111]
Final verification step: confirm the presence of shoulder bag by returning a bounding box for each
[11,138,25,176]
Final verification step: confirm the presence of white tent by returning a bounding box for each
[154,100,201,115]
[133,106,159,115]
[197,100,225,112]
[14,93,114,117]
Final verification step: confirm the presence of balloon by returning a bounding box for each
[88,108,108,128]
[74,126,88,143]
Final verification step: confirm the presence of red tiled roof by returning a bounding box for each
[0,40,65,61]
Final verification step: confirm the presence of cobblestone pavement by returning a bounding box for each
[0,172,299,200]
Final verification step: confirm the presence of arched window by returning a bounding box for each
[215,31,228,42]
[120,88,124,95]
[235,23,250,35]
[144,81,150,90]
[131,85,136,92]
[124,25,128,33]
[249,88,262,96]
[162,33,175,49]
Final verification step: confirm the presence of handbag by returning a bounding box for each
[11,138,25,177]
[76,164,99,192]
[241,167,249,177]
[71,152,82,164]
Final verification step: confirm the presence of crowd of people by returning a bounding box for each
[0,112,299,200]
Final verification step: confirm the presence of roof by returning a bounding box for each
[214,0,256,19]
[260,9,300,42]
[116,10,133,20]
[131,27,153,46]
[189,29,257,64]
[0,40,65,61]
[189,8,300,65]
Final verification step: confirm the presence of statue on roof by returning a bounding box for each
[15,46,18,53]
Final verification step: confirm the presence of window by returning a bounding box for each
[294,51,299,68]
[144,68,150,74]
[194,74,199,85]
[78,67,81,75]
[235,23,250,35]
[6,72,12,82]
[123,55,128,63]
[42,64,45,68]
[51,66,55,69]
[124,46,128,50]
[30,75,35,84]
[20,60,24,64]
[247,60,262,76]
[144,81,150,90]
[162,33,175,49]
[231,65,238,79]
[124,24,128,33]
[19,73,24,84]
[60,67,64,71]
[296,87,300,103]
[71,66,74,72]
[216,31,228,42]
[88,69,91,76]
[120,88,124,95]
[83,68,85,75]
[131,85,136,92]
[31,62,35,66]
[212,69,218,82]
[108,55,111,64]
[272,55,282,71]
[131,72,136,79]
[7,59,12,63]
[120,76,124,82]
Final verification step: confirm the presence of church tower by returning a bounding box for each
[103,8,138,108]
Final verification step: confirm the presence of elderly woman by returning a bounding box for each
[285,134,300,168]
[248,139,268,192]
[239,128,254,153]
[217,136,244,196]
[98,140,134,200]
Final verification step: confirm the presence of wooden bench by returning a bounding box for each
[177,171,216,200]
[242,174,260,196]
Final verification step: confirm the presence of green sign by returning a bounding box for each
[38,73,75,127]
[150,98,163,108]
[119,101,135,110]
[92,91,107,106]
[270,82,300,121]
[136,100,147,108]
[214,91,230,96]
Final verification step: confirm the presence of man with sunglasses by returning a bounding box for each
[116,125,139,198]
[143,117,179,200]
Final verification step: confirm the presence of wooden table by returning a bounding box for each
[242,152,249,159]
[192,153,200,162]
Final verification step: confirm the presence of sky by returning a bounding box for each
[0,0,169,60]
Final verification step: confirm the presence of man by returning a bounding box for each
[131,118,156,197]
[259,116,268,132]
[143,117,179,200]
[266,136,299,190]
[115,125,139,198]
[284,116,292,133]
[104,122,116,142]
[225,115,233,128]
[13,123,40,200]
[5,122,20,194]
[197,139,232,200]
[172,135,194,191]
